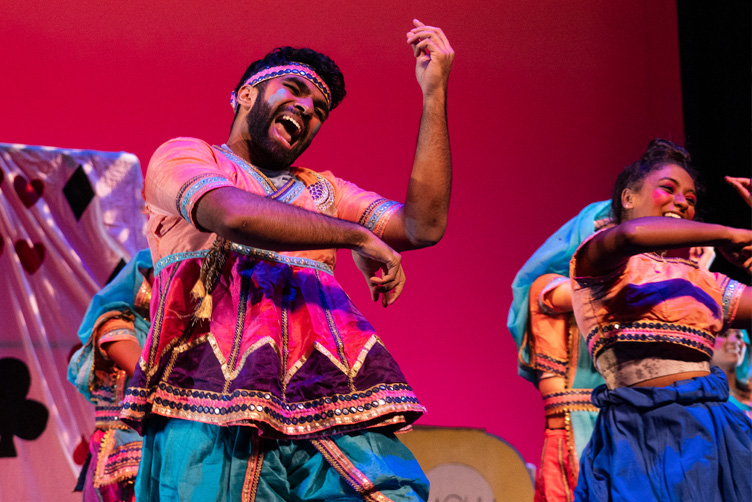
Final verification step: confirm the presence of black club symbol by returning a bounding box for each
[0,358,49,457]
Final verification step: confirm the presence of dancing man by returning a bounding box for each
[122,20,453,501]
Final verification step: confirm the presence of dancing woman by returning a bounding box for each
[569,139,752,501]
[508,198,613,502]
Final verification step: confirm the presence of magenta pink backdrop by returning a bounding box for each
[1,1,683,465]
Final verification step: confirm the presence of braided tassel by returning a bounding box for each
[191,237,231,319]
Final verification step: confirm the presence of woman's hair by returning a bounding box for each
[611,139,702,223]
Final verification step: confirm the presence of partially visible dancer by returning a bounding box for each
[68,249,153,502]
[712,328,752,419]
[526,274,604,502]
[508,201,611,502]
[570,140,752,501]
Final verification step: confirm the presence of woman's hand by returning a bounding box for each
[726,176,752,207]
[719,227,752,274]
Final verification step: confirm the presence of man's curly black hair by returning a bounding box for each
[234,47,346,110]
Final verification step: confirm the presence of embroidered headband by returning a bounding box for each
[230,63,332,111]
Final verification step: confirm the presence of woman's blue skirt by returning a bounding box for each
[575,367,752,502]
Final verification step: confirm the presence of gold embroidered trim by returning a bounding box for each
[145,266,180,380]
[311,438,395,502]
[92,429,140,487]
[134,276,152,318]
[556,434,572,502]
[242,433,265,502]
[350,336,381,377]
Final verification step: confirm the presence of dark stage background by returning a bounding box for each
[678,1,751,283]
[1,0,747,476]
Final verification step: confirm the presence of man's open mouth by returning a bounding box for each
[273,114,303,147]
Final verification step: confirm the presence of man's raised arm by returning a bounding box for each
[382,19,454,251]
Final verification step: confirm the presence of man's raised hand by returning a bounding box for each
[406,19,454,98]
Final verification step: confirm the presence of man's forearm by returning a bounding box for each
[194,186,405,300]
[401,92,452,248]
[195,186,369,252]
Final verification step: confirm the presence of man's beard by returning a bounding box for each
[246,92,308,171]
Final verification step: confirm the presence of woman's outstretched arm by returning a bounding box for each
[576,217,752,277]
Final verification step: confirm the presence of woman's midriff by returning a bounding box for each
[597,348,711,389]
[630,370,711,388]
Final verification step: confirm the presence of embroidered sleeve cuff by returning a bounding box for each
[98,322,138,359]
[175,174,234,227]
[99,328,138,346]
[541,389,598,415]
[532,353,568,376]
[357,199,403,238]
[722,278,746,330]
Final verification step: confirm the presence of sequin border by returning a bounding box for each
[94,429,141,487]
[533,353,568,377]
[153,247,334,277]
[541,389,598,416]
[229,244,334,275]
[585,322,715,361]
[721,278,745,328]
[122,381,423,437]
[154,251,208,275]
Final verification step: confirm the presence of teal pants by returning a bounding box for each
[135,417,429,501]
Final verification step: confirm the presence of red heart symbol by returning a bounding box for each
[73,435,89,465]
[13,175,44,207]
[15,240,45,274]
